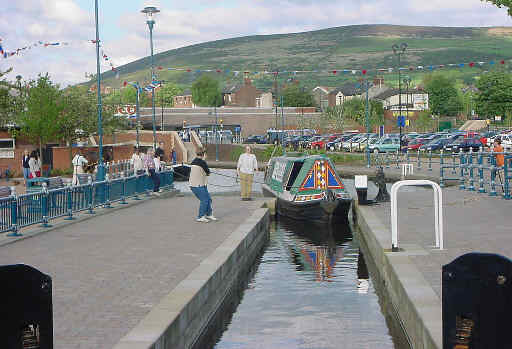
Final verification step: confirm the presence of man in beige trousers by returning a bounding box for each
[237,146,258,201]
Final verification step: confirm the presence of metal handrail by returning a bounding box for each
[4,170,174,237]
[391,180,444,251]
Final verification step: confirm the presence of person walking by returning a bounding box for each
[170,146,177,165]
[237,146,258,201]
[145,148,160,195]
[189,149,217,222]
[130,147,144,175]
[28,151,42,179]
[72,149,88,185]
[21,149,31,184]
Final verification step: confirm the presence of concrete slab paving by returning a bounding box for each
[364,184,512,299]
[0,194,265,349]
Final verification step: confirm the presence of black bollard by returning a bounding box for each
[443,253,512,349]
[0,264,53,349]
[374,166,390,202]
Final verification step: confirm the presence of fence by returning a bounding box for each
[3,170,174,237]
[105,160,134,178]
[371,148,512,200]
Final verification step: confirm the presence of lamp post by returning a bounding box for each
[403,75,411,134]
[215,95,219,161]
[364,79,371,168]
[141,6,160,149]
[392,42,407,149]
[160,80,165,132]
[95,0,105,181]
[128,82,141,149]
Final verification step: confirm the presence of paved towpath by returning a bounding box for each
[0,194,264,349]
[364,184,512,298]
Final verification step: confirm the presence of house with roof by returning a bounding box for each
[327,82,361,107]
[173,89,195,108]
[373,88,429,112]
[312,86,334,110]
[222,79,263,107]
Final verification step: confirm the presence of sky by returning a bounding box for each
[1,0,512,86]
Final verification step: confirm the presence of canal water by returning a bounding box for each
[196,217,410,349]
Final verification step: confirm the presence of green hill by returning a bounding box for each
[97,24,512,91]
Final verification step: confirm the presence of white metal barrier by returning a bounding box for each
[391,180,444,251]
[401,163,414,178]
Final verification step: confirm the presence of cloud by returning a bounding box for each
[1,0,512,86]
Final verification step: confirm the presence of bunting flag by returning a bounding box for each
[0,37,119,73]
[165,59,507,76]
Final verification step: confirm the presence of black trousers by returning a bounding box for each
[149,169,160,192]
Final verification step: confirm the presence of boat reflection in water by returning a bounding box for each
[280,217,350,282]
[200,217,406,349]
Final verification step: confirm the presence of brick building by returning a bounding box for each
[173,90,195,108]
[222,79,262,107]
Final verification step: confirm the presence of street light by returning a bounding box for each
[94,0,105,181]
[128,82,141,149]
[392,42,408,149]
[403,75,412,134]
[141,5,160,148]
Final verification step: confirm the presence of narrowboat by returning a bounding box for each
[262,154,352,223]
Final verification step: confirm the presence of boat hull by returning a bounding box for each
[262,185,351,224]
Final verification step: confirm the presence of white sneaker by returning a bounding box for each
[206,215,218,221]
[196,216,209,223]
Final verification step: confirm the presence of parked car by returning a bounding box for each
[406,138,426,151]
[499,134,512,151]
[245,135,267,144]
[310,136,330,150]
[359,137,380,152]
[445,137,482,152]
[419,138,452,151]
[369,137,401,153]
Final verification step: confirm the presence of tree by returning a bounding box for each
[0,68,23,126]
[191,75,222,107]
[415,110,434,132]
[119,86,149,106]
[19,74,62,163]
[475,71,512,121]
[322,105,345,131]
[281,85,315,107]
[156,83,182,107]
[423,73,463,116]
[484,0,512,16]
[57,85,97,164]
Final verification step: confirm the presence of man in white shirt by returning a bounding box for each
[237,146,258,201]
[130,147,144,175]
[72,149,88,186]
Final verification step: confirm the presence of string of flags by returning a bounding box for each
[164,59,507,76]
[122,80,162,92]
[0,38,118,73]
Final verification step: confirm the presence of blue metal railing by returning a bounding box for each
[3,170,174,236]
[371,148,512,200]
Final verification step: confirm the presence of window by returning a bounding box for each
[286,161,304,191]
[0,139,15,149]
